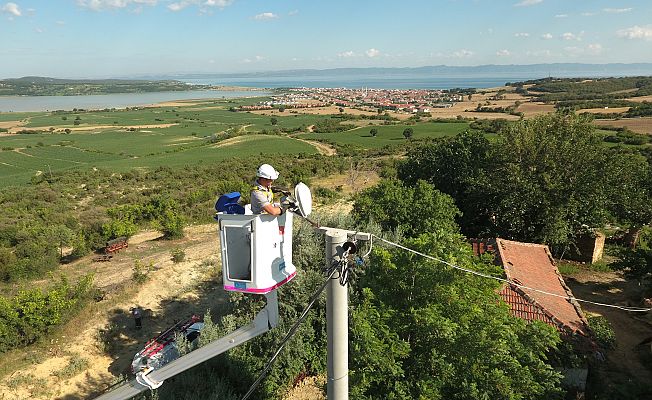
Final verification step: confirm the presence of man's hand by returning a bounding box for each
[280,196,296,209]
[271,186,291,196]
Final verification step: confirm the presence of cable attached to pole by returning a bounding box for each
[241,265,340,400]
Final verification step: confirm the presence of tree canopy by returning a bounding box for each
[399,113,652,249]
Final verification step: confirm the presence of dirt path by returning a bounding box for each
[7,123,178,134]
[0,224,225,399]
[293,137,336,156]
[565,270,652,387]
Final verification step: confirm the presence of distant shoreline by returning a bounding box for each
[0,89,272,113]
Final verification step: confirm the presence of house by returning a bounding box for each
[472,238,590,337]
[473,238,593,397]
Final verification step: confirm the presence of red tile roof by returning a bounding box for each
[495,238,589,336]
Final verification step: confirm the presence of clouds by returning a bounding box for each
[167,0,233,12]
[541,33,553,40]
[563,43,604,56]
[514,0,542,7]
[241,55,265,63]
[514,32,529,37]
[561,32,583,41]
[366,48,380,58]
[337,49,382,58]
[76,0,157,11]
[2,2,21,16]
[453,49,473,58]
[253,12,277,20]
[496,49,511,57]
[603,8,632,14]
[617,25,652,41]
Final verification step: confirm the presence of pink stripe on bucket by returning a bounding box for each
[224,272,297,294]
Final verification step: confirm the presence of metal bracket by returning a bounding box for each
[316,227,371,242]
[135,368,163,390]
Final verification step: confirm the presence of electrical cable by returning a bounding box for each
[362,235,373,258]
[372,234,652,313]
[241,265,340,400]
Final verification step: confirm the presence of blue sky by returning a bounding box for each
[1,0,652,78]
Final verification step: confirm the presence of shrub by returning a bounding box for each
[132,260,153,284]
[0,274,95,353]
[588,316,616,349]
[53,353,89,379]
[171,248,186,263]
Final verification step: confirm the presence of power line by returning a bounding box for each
[372,235,651,313]
[241,264,341,400]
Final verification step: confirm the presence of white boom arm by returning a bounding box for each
[94,291,279,400]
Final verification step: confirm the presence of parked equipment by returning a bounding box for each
[131,315,204,374]
[105,237,128,254]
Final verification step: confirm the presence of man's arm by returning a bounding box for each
[262,203,283,216]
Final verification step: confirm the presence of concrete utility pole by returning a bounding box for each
[325,229,349,400]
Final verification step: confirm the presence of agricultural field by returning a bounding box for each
[594,117,652,135]
[0,97,324,187]
[0,96,476,186]
[299,122,470,149]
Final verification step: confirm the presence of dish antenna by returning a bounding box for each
[293,182,312,218]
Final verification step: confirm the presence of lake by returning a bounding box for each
[0,90,269,112]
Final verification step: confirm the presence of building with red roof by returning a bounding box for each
[495,238,590,337]
[471,238,590,338]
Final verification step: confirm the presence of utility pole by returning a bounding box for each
[325,229,348,400]
[321,227,370,400]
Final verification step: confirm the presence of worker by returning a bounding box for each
[251,164,285,215]
[132,307,143,330]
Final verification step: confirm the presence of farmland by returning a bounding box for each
[0,97,477,187]
[299,122,470,149]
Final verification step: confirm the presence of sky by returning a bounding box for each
[1,0,652,78]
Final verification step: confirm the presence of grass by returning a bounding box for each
[298,121,469,149]
[557,262,580,276]
[0,133,317,187]
[52,353,90,379]
[0,98,332,187]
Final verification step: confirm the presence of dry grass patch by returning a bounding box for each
[579,107,631,114]
[594,118,652,134]
[628,95,652,103]
[518,102,556,116]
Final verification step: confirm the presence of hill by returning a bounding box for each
[0,77,210,96]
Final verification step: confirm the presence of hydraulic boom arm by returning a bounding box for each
[94,292,279,400]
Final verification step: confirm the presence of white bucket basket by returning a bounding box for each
[217,212,296,294]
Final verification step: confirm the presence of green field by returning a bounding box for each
[0,98,475,186]
[298,122,470,149]
[0,112,43,122]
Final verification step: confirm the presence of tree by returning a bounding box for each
[350,231,563,399]
[370,128,378,137]
[353,179,460,238]
[484,113,622,247]
[402,127,413,140]
[398,130,492,236]
[270,117,278,126]
[159,209,185,239]
[339,107,344,113]
[398,113,652,249]
[278,106,285,112]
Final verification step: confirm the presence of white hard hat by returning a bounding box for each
[257,164,279,180]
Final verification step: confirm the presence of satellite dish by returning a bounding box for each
[294,182,312,217]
